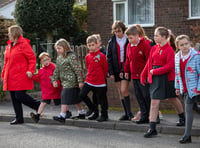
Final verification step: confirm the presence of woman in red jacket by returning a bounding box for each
[1,25,40,125]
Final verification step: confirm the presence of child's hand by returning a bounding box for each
[124,73,129,80]
[150,69,153,75]
[53,81,58,88]
[26,71,33,78]
[79,83,84,88]
[175,89,180,96]
[110,75,115,80]
[119,73,123,79]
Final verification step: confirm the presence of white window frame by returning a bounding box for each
[188,0,200,19]
[113,0,154,27]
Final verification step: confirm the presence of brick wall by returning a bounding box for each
[87,0,190,110]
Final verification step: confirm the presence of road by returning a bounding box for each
[0,122,199,148]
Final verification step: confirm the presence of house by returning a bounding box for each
[87,0,200,46]
[0,0,16,19]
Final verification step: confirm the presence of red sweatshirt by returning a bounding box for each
[124,37,151,79]
[85,50,108,85]
[32,62,62,100]
[141,43,175,84]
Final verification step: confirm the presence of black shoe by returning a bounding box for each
[53,116,66,123]
[179,136,192,144]
[10,119,24,125]
[119,115,129,121]
[30,112,40,123]
[156,116,160,124]
[71,114,85,119]
[136,119,149,124]
[176,119,185,126]
[65,111,72,119]
[96,116,108,122]
[144,129,157,138]
[88,112,99,120]
[85,109,94,117]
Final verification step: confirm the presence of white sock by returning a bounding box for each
[78,109,85,115]
[60,112,66,118]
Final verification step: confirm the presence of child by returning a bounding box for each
[79,35,109,122]
[107,20,133,121]
[123,25,151,124]
[140,27,185,138]
[52,38,85,122]
[175,35,200,144]
[30,52,62,123]
[87,34,107,120]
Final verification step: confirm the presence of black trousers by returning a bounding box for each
[133,79,151,120]
[80,83,108,117]
[10,91,40,122]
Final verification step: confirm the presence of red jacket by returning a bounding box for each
[1,36,36,91]
[32,62,62,100]
[85,50,108,85]
[141,43,175,84]
[124,38,151,79]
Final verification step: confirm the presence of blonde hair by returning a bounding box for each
[39,52,50,60]
[55,38,71,57]
[155,26,169,39]
[8,25,23,39]
[87,35,98,44]
[175,35,190,47]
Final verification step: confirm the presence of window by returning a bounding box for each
[113,0,154,27]
[189,0,200,19]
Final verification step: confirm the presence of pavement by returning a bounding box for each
[0,93,200,137]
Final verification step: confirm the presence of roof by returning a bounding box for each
[0,0,15,8]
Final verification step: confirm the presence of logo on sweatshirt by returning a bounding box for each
[93,54,100,62]
[159,50,162,55]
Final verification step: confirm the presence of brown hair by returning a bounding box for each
[55,38,71,58]
[87,35,98,44]
[155,26,169,39]
[39,52,50,60]
[175,34,190,47]
[8,25,23,39]
[125,25,138,36]
[135,24,150,40]
[167,29,176,51]
[93,34,101,42]
[111,20,126,34]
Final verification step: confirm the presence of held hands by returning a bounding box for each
[79,83,84,88]
[53,81,58,88]
[26,71,33,78]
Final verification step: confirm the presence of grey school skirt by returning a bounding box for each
[150,66,176,100]
[61,88,81,105]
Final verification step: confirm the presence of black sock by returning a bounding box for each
[178,112,185,119]
[150,122,156,130]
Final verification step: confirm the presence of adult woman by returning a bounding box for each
[107,20,133,120]
[1,25,40,125]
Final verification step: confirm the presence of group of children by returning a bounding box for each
[29,21,200,144]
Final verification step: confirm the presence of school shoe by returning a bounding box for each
[53,116,66,123]
[176,118,185,126]
[96,116,108,122]
[71,114,85,119]
[144,129,158,138]
[136,118,149,124]
[119,115,129,121]
[179,136,192,144]
[10,119,24,125]
[85,109,94,117]
[88,112,99,120]
[65,111,72,119]
[30,112,40,123]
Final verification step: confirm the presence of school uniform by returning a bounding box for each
[124,38,151,121]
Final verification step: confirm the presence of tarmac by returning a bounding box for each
[0,92,200,137]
